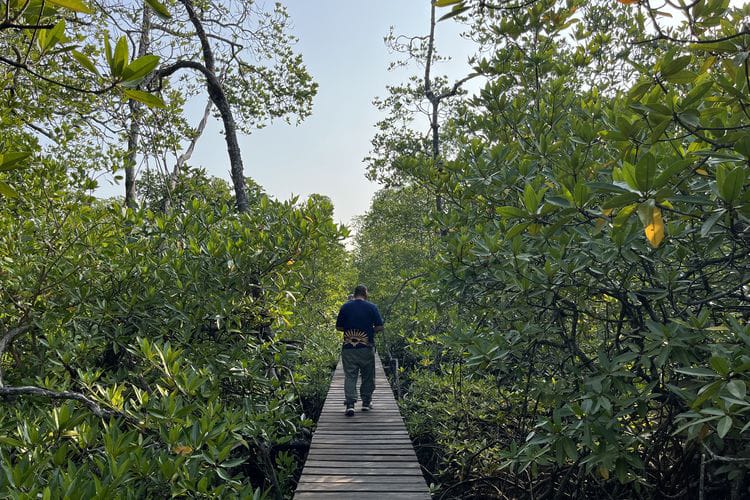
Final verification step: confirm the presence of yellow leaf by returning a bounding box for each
[644,207,665,248]
[696,168,708,176]
[602,208,613,216]
[598,466,610,479]
[173,445,193,455]
[706,325,729,331]
[699,423,711,441]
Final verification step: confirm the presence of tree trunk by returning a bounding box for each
[424,4,443,215]
[124,7,151,208]
[431,100,442,214]
[178,0,249,212]
[163,96,214,212]
[421,4,475,222]
[125,99,140,208]
[204,74,248,212]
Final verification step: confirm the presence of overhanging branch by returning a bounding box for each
[0,385,120,418]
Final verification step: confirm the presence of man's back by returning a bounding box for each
[336,299,383,348]
[336,285,383,414]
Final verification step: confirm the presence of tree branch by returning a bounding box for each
[0,55,116,95]
[687,274,750,305]
[0,21,55,29]
[0,324,31,387]
[382,273,428,317]
[635,29,750,46]
[0,385,119,418]
[438,72,479,100]
[155,59,212,81]
[478,0,541,11]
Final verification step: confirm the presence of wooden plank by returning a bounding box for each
[302,467,423,475]
[319,402,399,408]
[315,424,406,429]
[314,434,408,439]
[315,422,412,432]
[297,488,430,495]
[320,410,402,413]
[311,434,412,440]
[312,431,409,436]
[314,423,407,429]
[320,403,400,407]
[316,423,406,429]
[312,426,409,433]
[305,460,422,468]
[297,478,428,488]
[316,416,405,421]
[309,440,414,446]
[310,441,414,447]
[306,453,417,460]
[314,429,407,434]
[313,426,408,432]
[307,449,416,454]
[313,443,416,456]
[294,356,430,499]
[311,435,411,441]
[303,463,421,470]
[306,453,418,461]
[295,493,431,500]
[319,412,403,416]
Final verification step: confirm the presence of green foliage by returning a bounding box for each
[363,0,750,497]
[144,0,171,20]
[0,161,350,497]
[0,0,170,200]
[354,185,437,363]
[0,1,336,498]
[1,0,317,206]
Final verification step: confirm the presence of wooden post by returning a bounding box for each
[394,358,402,400]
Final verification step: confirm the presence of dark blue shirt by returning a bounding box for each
[336,299,384,349]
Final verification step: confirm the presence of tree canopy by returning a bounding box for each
[357,0,750,497]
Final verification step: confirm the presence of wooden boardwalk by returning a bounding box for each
[294,355,431,499]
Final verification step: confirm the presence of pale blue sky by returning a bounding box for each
[100,1,476,227]
[193,1,474,226]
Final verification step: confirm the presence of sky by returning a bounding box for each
[97,0,476,228]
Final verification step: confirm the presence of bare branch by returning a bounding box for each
[175,96,212,174]
[438,72,479,100]
[0,385,120,418]
[478,0,541,11]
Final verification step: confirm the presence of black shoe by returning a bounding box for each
[345,405,355,416]
[361,401,373,412]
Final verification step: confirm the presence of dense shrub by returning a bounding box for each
[359,0,750,498]
[0,164,349,498]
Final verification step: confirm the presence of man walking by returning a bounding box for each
[336,285,384,416]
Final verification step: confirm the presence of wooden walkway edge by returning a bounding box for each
[294,355,431,499]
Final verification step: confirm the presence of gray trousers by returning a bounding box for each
[341,347,375,405]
